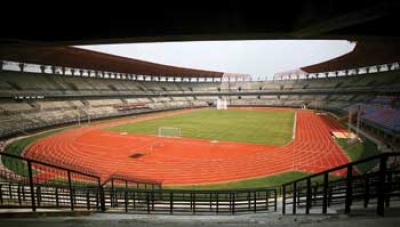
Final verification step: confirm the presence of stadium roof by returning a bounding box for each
[273,41,400,78]
[0,45,224,78]
[301,41,400,73]
[1,0,399,77]
[1,1,399,45]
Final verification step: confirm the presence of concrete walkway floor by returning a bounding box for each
[1,211,400,227]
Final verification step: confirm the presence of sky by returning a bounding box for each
[77,40,356,79]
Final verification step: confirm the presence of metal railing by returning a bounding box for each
[0,152,278,214]
[0,153,103,211]
[282,152,400,216]
[103,187,277,214]
[3,148,399,216]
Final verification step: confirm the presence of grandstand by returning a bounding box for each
[0,40,399,206]
[1,1,400,226]
[1,56,399,147]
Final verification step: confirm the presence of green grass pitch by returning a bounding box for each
[106,109,294,145]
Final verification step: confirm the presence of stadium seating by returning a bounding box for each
[0,68,399,138]
[359,105,400,132]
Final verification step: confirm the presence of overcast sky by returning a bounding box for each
[77,40,356,79]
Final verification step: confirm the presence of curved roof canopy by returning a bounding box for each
[301,41,400,73]
[273,41,400,79]
[1,1,399,78]
[0,45,223,78]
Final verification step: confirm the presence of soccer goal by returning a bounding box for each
[216,98,228,110]
[158,127,182,138]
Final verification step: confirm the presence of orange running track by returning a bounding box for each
[24,108,351,185]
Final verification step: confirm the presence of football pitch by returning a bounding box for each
[106,109,294,145]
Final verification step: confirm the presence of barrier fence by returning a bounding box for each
[0,152,278,214]
[0,152,102,211]
[1,152,399,215]
[103,187,277,214]
[282,152,400,216]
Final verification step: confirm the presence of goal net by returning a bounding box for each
[216,98,228,110]
[158,127,182,138]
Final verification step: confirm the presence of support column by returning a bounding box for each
[19,63,25,72]
[292,183,297,214]
[40,65,46,73]
[377,155,388,216]
[68,171,74,210]
[322,172,329,214]
[356,105,362,137]
[344,165,353,214]
[27,161,36,211]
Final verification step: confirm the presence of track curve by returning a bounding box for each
[24,108,350,185]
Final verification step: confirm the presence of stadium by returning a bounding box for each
[1,1,400,226]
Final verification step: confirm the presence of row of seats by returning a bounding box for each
[2,70,399,98]
[0,71,221,95]
[370,96,400,109]
[0,97,213,137]
[1,69,399,138]
[361,105,400,132]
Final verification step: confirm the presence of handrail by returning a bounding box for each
[0,151,279,214]
[102,175,162,189]
[281,152,400,216]
[104,186,278,214]
[282,153,393,186]
[111,186,279,194]
[1,145,399,215]
[1,152,99,179]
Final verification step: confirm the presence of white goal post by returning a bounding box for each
[158,127,182,138]
[216,98,228,110]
